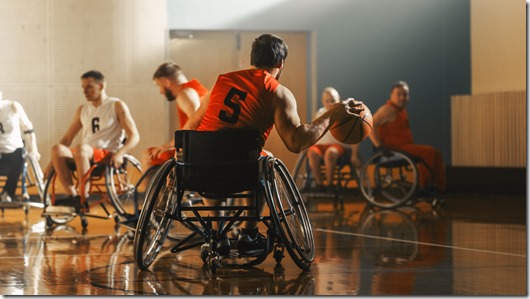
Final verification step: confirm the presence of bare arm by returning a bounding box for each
[273,85,363,153]
[368,104,394,148]
[113,100,140,167]
[182,91,210,130]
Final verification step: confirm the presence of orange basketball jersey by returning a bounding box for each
[176,79,209,128]
[197,69,280,147]
[377,100,414,147]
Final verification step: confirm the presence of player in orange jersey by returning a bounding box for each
[188,33,364,255]
[143,62,209,167]
[368,80,446,192]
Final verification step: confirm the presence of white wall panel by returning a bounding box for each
[0,0,168,168]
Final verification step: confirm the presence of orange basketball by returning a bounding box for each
[330,103,373,144]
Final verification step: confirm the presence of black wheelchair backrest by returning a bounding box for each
[175,129,260,194]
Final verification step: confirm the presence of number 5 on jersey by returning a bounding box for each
[219,88,247,124]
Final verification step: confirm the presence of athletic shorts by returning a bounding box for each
[70,148,112,163]
[308,144,346,158]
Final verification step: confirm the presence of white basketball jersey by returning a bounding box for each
[315,107,339,145]
[0,100,33,153]
[80,97,124,152]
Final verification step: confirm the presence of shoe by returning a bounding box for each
[0,192,13,203]
[55,195,88,213]
[237,228,266,256]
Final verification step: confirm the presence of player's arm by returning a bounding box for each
[182,91,210,131]
[113,100,140,167]
[13,101,40,160]
[273,85,363,153]
[368,105,394,148]
[58,105,83,147]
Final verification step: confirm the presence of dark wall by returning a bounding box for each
[315,0,471,162]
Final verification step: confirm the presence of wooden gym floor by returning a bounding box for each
[0,192,525,295]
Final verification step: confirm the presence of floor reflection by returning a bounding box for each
[0,193,526,295]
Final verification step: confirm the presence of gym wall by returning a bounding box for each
[0,0,168,165]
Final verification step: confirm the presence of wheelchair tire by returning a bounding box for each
[359,151,418,209]
[25,153,45,199]
[264,157,315,271]
[292,151,312,193]
[42,169,76,225]
[106,154,144,219]
[133,158,178,270]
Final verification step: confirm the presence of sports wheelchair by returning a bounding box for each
[292,147,360,210]
[41,153,146,230]
[0,151,45,215]
[359,148,444,209]
[133,129,315,274]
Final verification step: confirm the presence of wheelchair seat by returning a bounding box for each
[134,129,315,275]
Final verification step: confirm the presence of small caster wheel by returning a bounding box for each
[273,244,285,264]
[81,217,88,229]
[209,256,221,275]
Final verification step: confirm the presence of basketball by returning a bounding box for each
[330,103,373,144]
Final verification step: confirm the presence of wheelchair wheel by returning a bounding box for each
[24,153,45,199]
[134,159,178,270]
[359,151,418,209]
[292,151,312,193]
[265,157,315,271]
[42,169,76,225]
[106,154,144,219]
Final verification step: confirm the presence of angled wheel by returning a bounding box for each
[42,169,76,225]
[133,159,178,270]
[292,151,312,193]
[265,157,315,271]
[359,151,418,208]
[106,154,144,219]
[24,153,45,199]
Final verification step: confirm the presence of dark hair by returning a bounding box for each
[153,62,183,80]
[250,34,288,69]
[81,70,105,82]
[390,80,409,92]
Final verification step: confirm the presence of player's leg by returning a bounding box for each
[0,148,24,202]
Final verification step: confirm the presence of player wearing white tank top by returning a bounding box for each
[44,71,140,211]
[0,92,40,202]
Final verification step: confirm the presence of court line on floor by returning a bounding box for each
[315,228,526,258]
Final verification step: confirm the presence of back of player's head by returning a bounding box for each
[81,70,105,83]
[251,34,288,69]
[153,62,183,80]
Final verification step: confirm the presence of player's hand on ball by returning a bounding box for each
[343,98,364,117]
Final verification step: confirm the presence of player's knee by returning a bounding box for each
[72,144,92,160]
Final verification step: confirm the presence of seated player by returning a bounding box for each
[143,62,208,168]
[0,91,41,203]
[44,70,140,211]
[368,81,446,192]
[188,34,364,255]
[307,87,362,192]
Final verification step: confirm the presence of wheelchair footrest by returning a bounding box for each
[0,202,24,209]
[42,206,77,215]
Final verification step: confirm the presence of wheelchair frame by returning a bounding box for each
[292,147,360,210]
[359,149,443,209]
[133,130,315,274]
[0,151,45,215]
[41,154,146,230]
